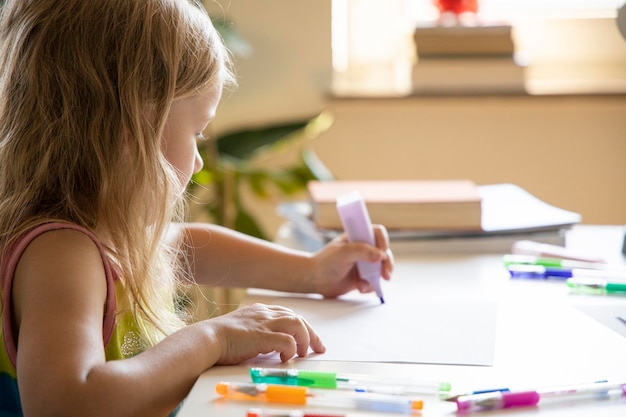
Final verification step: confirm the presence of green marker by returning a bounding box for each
[566,277,626,295]
[249,367,451,397]
[503,255,619,270]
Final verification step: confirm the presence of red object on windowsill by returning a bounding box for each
[433,0,478,15]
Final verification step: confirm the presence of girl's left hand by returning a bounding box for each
[309,224,394,298]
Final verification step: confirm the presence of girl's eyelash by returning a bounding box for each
[196,133,207,142]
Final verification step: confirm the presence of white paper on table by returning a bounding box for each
[244,289,498,366]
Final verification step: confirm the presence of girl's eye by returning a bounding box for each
[196,133,208,143]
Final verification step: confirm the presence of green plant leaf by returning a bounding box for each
[187,112,334,240]
[246,171,270,198]
[216,118,313,161]
[265,167,311,195]
[215,112,333,161]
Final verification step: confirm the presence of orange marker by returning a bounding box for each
[216,382,423,414]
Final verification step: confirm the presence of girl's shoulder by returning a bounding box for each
[10,222,104,252]
[3,222,117,286]
[17,222,103,252]
[1,222,118,366]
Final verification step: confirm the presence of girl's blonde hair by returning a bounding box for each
[0,0,234,345]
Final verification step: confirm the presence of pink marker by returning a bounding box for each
[456,381,626,413]
[336,191,385,304]
[456,391,540,413]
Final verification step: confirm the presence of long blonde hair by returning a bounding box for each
[0,0,234,345]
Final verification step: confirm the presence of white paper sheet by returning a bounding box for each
[576,304,626,338]
[244,289,498,366]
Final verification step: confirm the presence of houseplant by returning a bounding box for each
[189,111,334,240]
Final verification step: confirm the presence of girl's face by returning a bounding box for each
[161,81,222,193]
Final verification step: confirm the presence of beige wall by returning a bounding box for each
[203,0,331,132]
[314,95,626,225]
[203,1,626,238]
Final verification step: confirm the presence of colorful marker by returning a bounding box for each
[507,264,626,280]
[566,277,626,295]
[444,387,510,402]
[502,255,623,271]
[456,381,626,413]
[216,382,423,414]
[336,191,384,304]
[249,367,451,396]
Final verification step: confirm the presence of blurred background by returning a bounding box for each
[201,0,626,240]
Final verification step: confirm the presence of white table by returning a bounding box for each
[177,225,626,417]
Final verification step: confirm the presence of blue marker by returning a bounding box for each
[507,264,626,280]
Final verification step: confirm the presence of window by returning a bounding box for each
[331,0,626,96]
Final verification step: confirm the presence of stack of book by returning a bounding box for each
[307,179,482,232]
[411,24,526,94]
[276,180,581,255]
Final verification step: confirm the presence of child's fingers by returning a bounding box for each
[266,313,325,360]
[257,331,298,362]
[383,247,394,279]
[297,315,325,355]
[372,224,390,250]
[373,225,394,279]
[254,304,325,360]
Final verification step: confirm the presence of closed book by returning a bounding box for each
[307,179,482,231]
[281,183,581,255]
[413,24,515,58]
[389,228,568,256]
[412,56,526,94]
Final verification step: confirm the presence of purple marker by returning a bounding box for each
[456,391,540,413]
[336,191,385,304]
[456,381,626,413]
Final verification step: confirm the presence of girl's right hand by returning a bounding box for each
[207,303,325,364]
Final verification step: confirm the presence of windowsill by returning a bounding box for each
[329,83,626,99]
[330,62,626,98]
[525,63,626,95]
[331,16,626,98]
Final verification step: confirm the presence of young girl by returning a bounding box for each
[0,0,393,416]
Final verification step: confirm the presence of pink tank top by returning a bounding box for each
[0,222,117,367]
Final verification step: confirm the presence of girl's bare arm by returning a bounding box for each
[12,229,322,417]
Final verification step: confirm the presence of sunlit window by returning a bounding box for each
[331,0,625,96]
